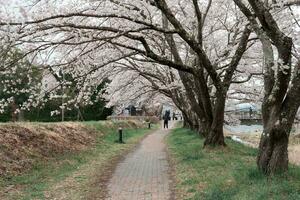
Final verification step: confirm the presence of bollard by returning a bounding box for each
[148,122,151,129]
[118,127,123,143]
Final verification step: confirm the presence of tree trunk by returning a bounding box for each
[258,97,298,174]
[198,119,211,138]
[183,118,189,128]
[181,110,193,129]
[204,90,226,146]
[204,118,226,146]
[257,35,293,174]
[233,0,300,175]
[11,101,17,122]
[257,126,288,174]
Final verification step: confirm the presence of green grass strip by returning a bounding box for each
[167,127,300,200]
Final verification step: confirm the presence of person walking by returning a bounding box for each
[172,112,176,121]
[163,110,170,129]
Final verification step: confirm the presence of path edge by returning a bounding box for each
[87,128,157,199]
[165,128,177,200]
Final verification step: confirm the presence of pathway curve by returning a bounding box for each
[106,123,173,200]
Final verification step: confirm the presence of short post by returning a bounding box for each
[118,127,123,143]
[148,122,151,129]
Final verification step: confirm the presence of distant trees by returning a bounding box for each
[0,48,42,121]
[25,78,113,122]
[0,48,112,122]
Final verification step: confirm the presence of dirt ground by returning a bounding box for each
[0,122,98,177]
[0,120,145,178]
[0,120,148,200]
[289,133,300,165]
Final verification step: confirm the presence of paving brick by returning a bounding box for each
[106,124,173,200]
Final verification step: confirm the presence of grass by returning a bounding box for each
[0,121,154,200]
[167,127,300,200]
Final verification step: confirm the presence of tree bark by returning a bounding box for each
[204,90,226,146]
[257,35,293,174]
[258,90,300,174]
[257,125,289,174]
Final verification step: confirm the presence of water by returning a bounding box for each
[225,123,300,135]
[225,124,263,134]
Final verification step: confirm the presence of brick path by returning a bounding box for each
[106,124,173,200]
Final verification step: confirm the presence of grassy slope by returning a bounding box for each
[0,121,154,200]
[167,128,300,200]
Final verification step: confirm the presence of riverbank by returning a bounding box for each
[167,127,300,200]
[0,121,153,199]
[224,125,300,165]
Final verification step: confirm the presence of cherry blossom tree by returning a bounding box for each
[0,0,264,146]
[234,0,300,174]
[2,0,300,175]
